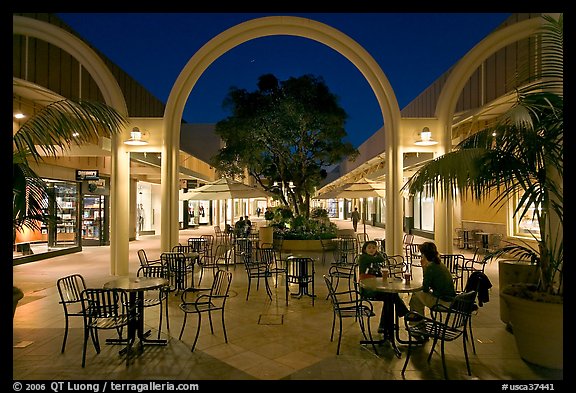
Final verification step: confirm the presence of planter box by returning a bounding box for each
[501,293,563,370]
[498,260,539,324]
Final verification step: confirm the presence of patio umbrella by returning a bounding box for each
[181,178,272,201]
[181,178,272,225]
[316,178,386,235]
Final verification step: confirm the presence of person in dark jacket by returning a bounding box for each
[358,241,410,333]
[408,242,456,325]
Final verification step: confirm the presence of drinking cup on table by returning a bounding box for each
[403,272,412,282]
[381,269,389,280]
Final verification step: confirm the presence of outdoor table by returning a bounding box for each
[357,270,422,358]
[103,276,169,352]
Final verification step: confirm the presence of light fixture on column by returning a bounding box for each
[124,127,149,145]
[414,127,438,146]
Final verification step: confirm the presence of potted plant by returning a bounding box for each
[403,14,563,369]
[12,87,126,316]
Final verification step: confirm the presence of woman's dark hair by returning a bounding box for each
[418,241,441,264]
[361,240,379,254]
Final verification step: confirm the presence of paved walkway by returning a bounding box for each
[12,218,562,382]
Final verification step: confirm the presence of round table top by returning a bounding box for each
[103,276,168,291]
[358,270,423,294]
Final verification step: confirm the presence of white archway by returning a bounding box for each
[13,16,131,275]
[433,17,544,252]
[162,16,406,255]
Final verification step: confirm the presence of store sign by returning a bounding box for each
[76,170,99,180]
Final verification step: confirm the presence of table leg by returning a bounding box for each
[360,294,401,358]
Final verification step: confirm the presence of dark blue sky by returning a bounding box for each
[57,13,511,148]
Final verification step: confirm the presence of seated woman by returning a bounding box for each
[357,240,409,333]
[408,241,456,325]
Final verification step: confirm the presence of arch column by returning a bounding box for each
[434,18,543,254]
[13,16,130,275]
[161,16,403,253]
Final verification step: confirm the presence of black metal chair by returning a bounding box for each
[136,264,170,339]
[161,251,189,294]
[178,269,232,351]
[137,249,161,268]
[323,274,377,355]
[440,254,466,292]
[198,244,230,285]
[401,290,477,380]
[285,256,315,305]
[241,251,272,301]
[80,288,133,367]
[385,254,409,278]
[259,246,286,289]
[404,242,422,269]
[56,274,87,353]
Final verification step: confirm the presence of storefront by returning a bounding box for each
[13,178,82,264]
[80,175,110,246]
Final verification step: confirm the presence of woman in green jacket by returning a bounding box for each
[408,241,456,325]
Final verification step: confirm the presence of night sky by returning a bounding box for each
[57,12,511,148]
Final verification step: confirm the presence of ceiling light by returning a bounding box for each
[14,113,25,119]
[414,127,438,146]
[124,127,149,145]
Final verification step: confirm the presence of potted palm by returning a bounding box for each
[403,14,563,369]
[12,86,126,316]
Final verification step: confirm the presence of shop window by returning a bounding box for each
[513,193,541,239]
[413,192,434,231]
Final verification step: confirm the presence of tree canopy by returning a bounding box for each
[211,73,358,216]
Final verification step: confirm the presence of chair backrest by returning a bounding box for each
[81,288,130,324]
[161,252,187,271]
[333,238,357,265]
[137,249,154,267]
[286,257,314,282]
[186,237,206,253]
[172,243,196,255]
[137,264,168,279]
[443,290,477,330]
[324,274,359,312]
[440,254,465,290]
[57,274,86,305]
[235,237,253,256]
[385,254,407,277]
[209,270,233,307]
[403,234,414,245]
[404,243,421,266]
[200,234,214,256]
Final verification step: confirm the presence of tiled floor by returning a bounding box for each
[12,219,563,382]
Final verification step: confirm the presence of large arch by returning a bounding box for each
[433,17,544,253]
[162,16,406,255]
[13,16,131,275]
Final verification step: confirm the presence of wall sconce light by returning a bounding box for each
[124,127,149,145]
[14,112,26,119]
[414,127,438,146]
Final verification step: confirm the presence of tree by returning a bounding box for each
[13,89,127,234]
[211,74,358,217]
[403,14,563,298]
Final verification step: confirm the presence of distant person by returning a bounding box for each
[234,216,245,237]
[244,215,252,236]
[256,207,261,217]
[351,207,360,232]
[408,241,456,326]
